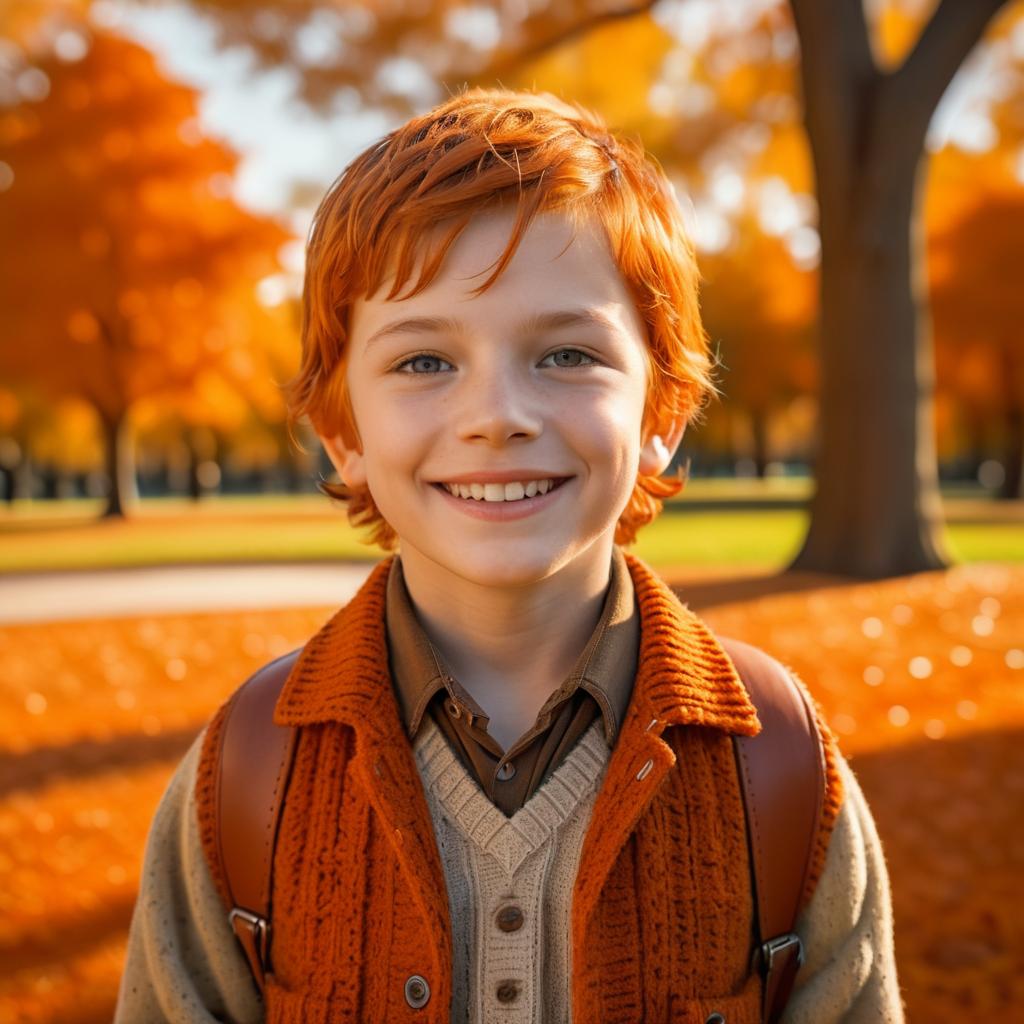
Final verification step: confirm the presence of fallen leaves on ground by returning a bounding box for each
[0,562,1021,1021]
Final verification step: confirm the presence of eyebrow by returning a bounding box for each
[362,307,622,349]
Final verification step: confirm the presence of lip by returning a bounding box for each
[430,477,573,521]
[432,470,573,485]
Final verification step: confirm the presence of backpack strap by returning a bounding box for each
[211,649,300,995]
[720,636,826,1024]
[210,638,827,1021]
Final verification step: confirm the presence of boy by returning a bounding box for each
[115,88,903,1022]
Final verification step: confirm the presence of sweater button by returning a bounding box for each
[706,1014,726,1024]
[496,979,520,1003]
[404,974,430,1009]
[495,904,524,932]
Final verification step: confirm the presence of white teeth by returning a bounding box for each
[441,478,560,502]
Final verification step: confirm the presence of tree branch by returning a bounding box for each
[884,0,1011,146]
[480,0,659,82]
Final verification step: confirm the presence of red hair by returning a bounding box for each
[288,86,720,550]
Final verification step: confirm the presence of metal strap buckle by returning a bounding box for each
[229,907,269,962]
[759,932,804,975]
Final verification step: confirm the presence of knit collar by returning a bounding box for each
[274,550,760,739]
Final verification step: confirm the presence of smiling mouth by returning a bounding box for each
[432,477,573,503]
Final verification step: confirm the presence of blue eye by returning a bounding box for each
[395,353,453,374]
[543,348,597,368]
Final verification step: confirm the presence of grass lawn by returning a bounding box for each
[1,483,1021,572]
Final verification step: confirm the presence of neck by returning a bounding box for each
[396,540,615,723]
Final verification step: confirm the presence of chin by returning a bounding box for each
[419,539,573,588]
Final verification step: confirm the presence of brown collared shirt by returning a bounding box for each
[384,546,640,817]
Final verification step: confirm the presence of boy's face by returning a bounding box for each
[320,206,684,587]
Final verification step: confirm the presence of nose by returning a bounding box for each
[454,365,543,446]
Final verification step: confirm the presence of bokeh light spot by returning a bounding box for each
[863,665,885,686]
[950,645,973,667]
[956,700,978,721]
[971,615,994,637]
[891,604,914,625]
[831,713,857,735]
[888,705,910,727]
[165,658,187,681]
[908,656,933,679]
[861,616,884,638]
[25,692,48,715]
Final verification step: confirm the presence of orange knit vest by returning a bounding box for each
[196,553,841,1023]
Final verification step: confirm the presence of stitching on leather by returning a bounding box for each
[225,650,299,911]
[782,662,827,901]
[264,724,297,908]
[215,690,240,908]
[736,733,769,932]
[724,640,771,933]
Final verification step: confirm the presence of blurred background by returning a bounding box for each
[1,0,1022,1020]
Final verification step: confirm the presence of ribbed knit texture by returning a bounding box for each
[194,551,843,1023]
[414,714,608,1023]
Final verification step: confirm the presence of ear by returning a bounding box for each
[638,416,687,477]
[318,430,368,489]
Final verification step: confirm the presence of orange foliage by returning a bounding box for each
[1,563,1023,1019]
[0,28,294,433]
[700,212,818,412]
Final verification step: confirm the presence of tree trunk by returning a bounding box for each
[962,405,988,483]
[791,159,952,576]
[999,402,1023,500]
[101,411,137,518]
[750,408,770,478]
[786,0,1007,577]
[186,438,202,502]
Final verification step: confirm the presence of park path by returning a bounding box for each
[0,559,849,625]
[0,563,376,624]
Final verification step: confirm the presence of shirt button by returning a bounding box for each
[496,979,520,1003]
[495,904,524,932]
[404,974,430,1009]
[496,760,516,781]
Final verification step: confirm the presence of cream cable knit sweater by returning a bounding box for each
[115,729,903,1022]
[414,714,609,1022]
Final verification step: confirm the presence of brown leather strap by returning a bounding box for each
[213,649,300,994]
[721,636,826,1024]
[213,636,825,1017]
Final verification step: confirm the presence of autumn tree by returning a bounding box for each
[73,0,1017,574]
[929,190,1024,499]
[699,214,818,476]
[0,25,292,516]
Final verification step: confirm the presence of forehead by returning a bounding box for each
[350,207,645,344]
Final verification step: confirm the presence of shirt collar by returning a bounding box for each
[384,545,639,745]
[274,551,760,741]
